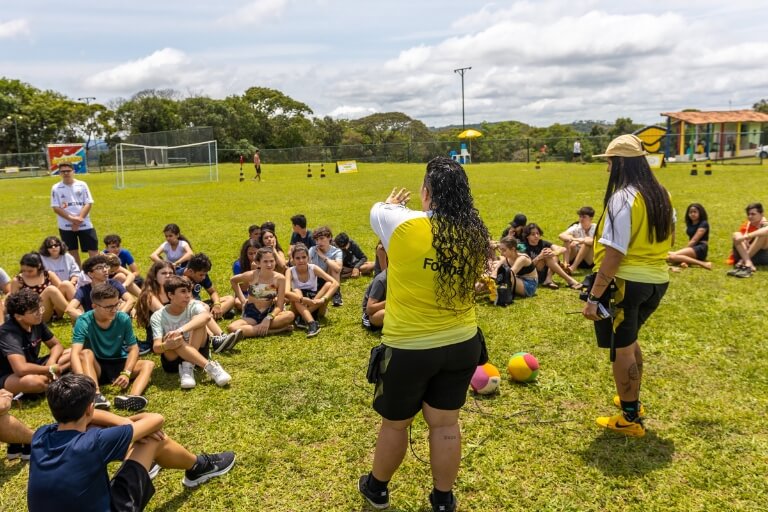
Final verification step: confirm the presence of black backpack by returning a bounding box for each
[494,264,515,307]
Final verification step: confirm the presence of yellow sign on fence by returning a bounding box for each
[336,160,358,173]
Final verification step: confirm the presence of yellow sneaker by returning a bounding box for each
[613,395,646,417]
[596,413,646,437]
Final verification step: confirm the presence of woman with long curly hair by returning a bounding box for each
[583,134,674,438]
[359,156,490,512]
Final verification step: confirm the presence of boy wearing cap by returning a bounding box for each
[50,162,98,266]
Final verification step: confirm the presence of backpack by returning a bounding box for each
[494,264,515,307]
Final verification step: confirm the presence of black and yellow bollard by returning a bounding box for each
[535,156,541,170]
[239,163,244,182]
[320,163,326,178]
[704,162,712,175]
[690,163,698,176]
[307,163,312,178]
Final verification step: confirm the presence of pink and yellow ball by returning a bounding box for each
[470,363,501,394]
[507,352,539,383]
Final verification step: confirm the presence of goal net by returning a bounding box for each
[115,140,219,189]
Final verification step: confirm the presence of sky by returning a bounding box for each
[1,0,767,127]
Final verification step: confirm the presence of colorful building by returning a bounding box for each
[660,110,768,160]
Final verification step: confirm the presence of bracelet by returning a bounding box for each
[120,370,131,378]
[587,294,601,304]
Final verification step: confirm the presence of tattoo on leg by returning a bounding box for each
[628,363,640,381]
[443,435,457,440]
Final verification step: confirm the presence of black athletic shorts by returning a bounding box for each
[110,459,155,512]
[59,228,99,253]
[160,339,210,373]
[692,242,708,261]
[97,358,127,385]
[373,330,481,421]
[753,249,768,266]
[594,278,669,350]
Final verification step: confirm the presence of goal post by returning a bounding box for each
[115,140,219,189]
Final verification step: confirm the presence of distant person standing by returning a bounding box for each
[573,139,582,163]
[253,149,262,181]
[50,162,98,266]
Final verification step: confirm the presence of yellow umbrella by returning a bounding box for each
[457,129,482,162]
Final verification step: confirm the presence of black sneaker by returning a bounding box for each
[429,491,457,512]
[294,317,308,330]
[21,444,31,461]
[357,474,389,510]
[307,321,321,338]
[114,395,148,411]
[223,309,235,320]
[332,290,343,307]
[137,340,153,356]
[211,334,229,353]
[223,330,242,351]
[182,451,236,488]
[94,392,111,410]
[6,443,22,460]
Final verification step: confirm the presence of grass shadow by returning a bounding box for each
[0,459,27,488]
[580,430,675,477]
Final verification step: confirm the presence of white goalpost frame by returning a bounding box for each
[115,140,219,189]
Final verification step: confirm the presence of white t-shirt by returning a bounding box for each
[150,300,206,341]
[41,253,81,282]
[573,141,582,153]
[50,179,94,230]
[162,240,190,263]
[565,222,596,240]
[0,267,10,290]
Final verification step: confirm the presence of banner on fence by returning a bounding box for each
[47,144,87,174]
[335,160,358,173]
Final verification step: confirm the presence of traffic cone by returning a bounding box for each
[690,163,698,176]
[704,162,712,175]
[535,156,541,170]
[307,163,312,178]
[320,163,326,178]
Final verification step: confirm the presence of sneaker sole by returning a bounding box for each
[6,453,21,461]
[596,416,646,437]
[182,455,236,488]
[307,329,321,338]
[180,381,196,389]
[114,396,148,411]
[148,463,161,479]
[94,402,111,410]
[357,476,390,510]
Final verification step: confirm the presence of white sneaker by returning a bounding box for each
[179,361,196,389]
[204,360,231,387]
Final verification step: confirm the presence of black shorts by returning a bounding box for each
[594,278,669,350]
[300,289,317,300]
[753,249,768,266]
[373,330,481,421]
[243,302,274,323]
[255,165,261,174]
[160,340,210,373]
[693,242,708,261]
[573,152,581,159]
[59,228,99,253]
[97,358,127,385]
[110,459,155,512]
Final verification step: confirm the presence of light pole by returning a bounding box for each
[6,115,21,154]
[78,97,96,151]
[453,66,471,131]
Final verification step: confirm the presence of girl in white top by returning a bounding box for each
[284,244,338,337]
[150,223,193,268]
[38,236,80,300]
[228,247,294,338]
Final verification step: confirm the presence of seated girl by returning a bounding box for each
[521,223,584,290]
[38,236,80,301]
[10,253,70,323]
[232,239,261,312]
[149,223,194,269]
[227,247,294,341]
[104,253,142,296]
[284,243,338,338]
[260,229,287,274]
[493,236,539,298]
[668,203,712,270]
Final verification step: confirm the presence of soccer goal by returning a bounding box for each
[115,140,219,189]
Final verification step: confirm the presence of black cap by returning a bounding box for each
[511,214,527,227]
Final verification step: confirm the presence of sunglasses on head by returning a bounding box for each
[47,243,61,248]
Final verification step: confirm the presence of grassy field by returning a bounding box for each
[1,160,767,511]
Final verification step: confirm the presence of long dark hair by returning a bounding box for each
[136,260,175,328]
[423,157,491,310]
[163,223,191,249]
[238,238,261,274]
[685,203,708,227]
[604,156,672,243]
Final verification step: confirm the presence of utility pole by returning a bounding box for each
[453,67,471,131]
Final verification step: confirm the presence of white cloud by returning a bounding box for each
[84,48,195,92]
[327,105,378,119]
[0,18,30,39]
[217,0,289,26]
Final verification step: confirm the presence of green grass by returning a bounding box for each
[1,160,768,511]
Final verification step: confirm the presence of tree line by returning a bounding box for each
[2,77,766,162]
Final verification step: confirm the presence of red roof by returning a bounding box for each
[661,110,768,125]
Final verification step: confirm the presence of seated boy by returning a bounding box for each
[27,374,236,511]
[66,255,135,321]
[289,214,315,251]
[558,206,596,273]
[361,269,386,331]
[334,232,375,278]
[308,226,344,306]
[729,202,768,276]
[0,289,71,395]
[151,276,231,389]
[105,253,142,297]
[103,233,143,287]
[178,253,235,320]
[71,283,154,411]
[2,388,35,461]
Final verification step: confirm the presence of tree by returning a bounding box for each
[754,99,768,114]
[115,89,183,134]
